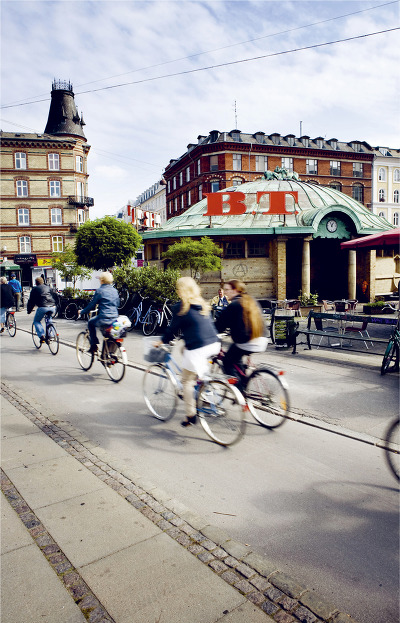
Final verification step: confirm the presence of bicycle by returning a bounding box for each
[126,293,156,336]
[210,347,290,429]
[75,315,128,382]
[31,311,59,355]
[381,315,400,375]
[4,308,16,337]
[383,417,399,481]
[142,343,246,446]
[142,298,175,336]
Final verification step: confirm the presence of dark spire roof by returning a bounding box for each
[44,80,86,140]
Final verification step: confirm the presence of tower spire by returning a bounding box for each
[44,79,86,139]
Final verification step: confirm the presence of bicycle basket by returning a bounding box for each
[143,336,167,363]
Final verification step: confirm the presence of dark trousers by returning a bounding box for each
[223,344,251,379]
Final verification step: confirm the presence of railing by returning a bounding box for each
[68,196,94,207]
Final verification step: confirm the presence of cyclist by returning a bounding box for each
[215,279,267,385]
[157,276,220,427]
[77,272,119,353]
[26,277,57,344]
[0,276,15,333]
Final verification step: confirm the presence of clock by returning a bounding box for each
[326,219,338,233]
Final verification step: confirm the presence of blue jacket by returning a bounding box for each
[80,284,120,325]
[9,278,22,293]
[162,303,219,350]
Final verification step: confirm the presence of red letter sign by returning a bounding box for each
[256,191,299,214]
[203,192,247,216]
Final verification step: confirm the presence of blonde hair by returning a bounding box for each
[176,277,210,316]
[0,276,7,284]
[99,272,113,285]
[225,279,264,339]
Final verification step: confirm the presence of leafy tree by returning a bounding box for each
[162,237,222,279]
[51,245,92,296]
[74,216,142,270]
[113,265,180,303]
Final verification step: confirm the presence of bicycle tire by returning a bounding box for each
[6,313,16,337]
[126,307,139,331]
[197,379,246,446]
[64,302,78,320]
[142,310,160,336]
[143,363,178,421]
[245,368,289,429]
[103,341,127,383]
[384,418,400,481]
[381,339,399,375]
[118,287,130,310]
[76,331,94,370]
[47,324,59,355]
[31,323,42,349]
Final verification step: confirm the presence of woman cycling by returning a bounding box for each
[158,277,220,427]
[215,279,267,383]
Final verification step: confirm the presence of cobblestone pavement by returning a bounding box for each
[1,380,358,623]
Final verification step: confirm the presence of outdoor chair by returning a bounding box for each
[322,300,335,312]
[343,319,372,349]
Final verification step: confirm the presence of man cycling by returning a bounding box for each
[27,277,57,343]
[77,272,119,353]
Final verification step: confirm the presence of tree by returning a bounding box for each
[74,216,142,270]
[162,237,222,279]
[113,265,180,303]
[51,245,92,296]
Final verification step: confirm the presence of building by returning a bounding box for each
[133,180,166,225]
[163,130,375,220]
[372,146,400,226]
[0,80,92,286]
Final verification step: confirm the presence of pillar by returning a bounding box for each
[276,237,287,300]
[348,250,356,299]
[301,237,312,295]
[368,249,376,302]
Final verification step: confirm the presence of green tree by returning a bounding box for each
[162,237,222,279]
[51,245,92,296]
[112,265,180,303]
[74,216,142,270]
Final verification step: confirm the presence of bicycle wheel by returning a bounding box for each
[31,323,42,349]
[64,302,78,320]
[384,418,400,481]
[197,379,246,446]
[142,310,159,336]
[126,308,139,332]
[47,324,59,355]
[381,339,399,375]
[76,331,94,370]
[6,313,16,337]
[103,340,127,383]
[245,368,289,429]
[118,287,130,310]
[143,363,178,420]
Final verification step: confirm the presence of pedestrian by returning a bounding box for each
[214,279,267,385]
[77,272,119,353]
[8,273,22,311]
[26,277,57,344]
[210,287,229,309]
[0,276,16,333]
[157,276,220,427]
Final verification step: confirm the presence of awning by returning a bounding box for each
[340,228,400,250]
[0,261,21,271]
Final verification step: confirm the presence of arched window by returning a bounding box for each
[378,168,386,181]
[394,169,400,182]
[330,182,342,191]
[394,213,399,226]
[379,189,385,202]
[352,184,364,203]
[394,190,400,204]
[378,212,385,218]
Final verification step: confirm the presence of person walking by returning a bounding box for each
[9,273,22,311]
[158,277,220,427]
[77,272,119,353]
[26,277,57,344]
[0,276,15,333]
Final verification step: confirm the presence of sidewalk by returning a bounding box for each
[1,383,358,623]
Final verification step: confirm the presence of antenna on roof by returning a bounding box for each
[300,120,302,136]
[234,100,238,130]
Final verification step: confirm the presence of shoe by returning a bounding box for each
[181,415,197,427]
[0,327,4,333]
[39,336,46,344]
[89,345,98,354]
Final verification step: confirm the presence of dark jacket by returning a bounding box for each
[27,285,56,314]
[162,303,219,350]
[215,295,252,343]
[0,283,15,309]
[80,284,120,325]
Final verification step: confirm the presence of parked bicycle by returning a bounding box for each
[75,313,128,382]
[31,311,59,355]
[143,342,246,446]
[142,298,174,336]
[4,308,17,337]
[126,293,156,335]
[210,346,290,429]
[381,315,400,375]
[383,417,399,481]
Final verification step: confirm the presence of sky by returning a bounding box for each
[1,0,399,219]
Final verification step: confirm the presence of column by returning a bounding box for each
[348,249,356,299]
[368,249,376,302]
[276,237,287,300]
[301,237,312,295]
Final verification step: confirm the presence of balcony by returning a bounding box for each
[68,195,94,207]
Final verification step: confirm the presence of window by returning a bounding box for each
[179,171,183,186]
[233,154,242,171]
[15,152,27,169]
[330,161,341,176]
[232,179,242,187]
[52,236,63,252]
[352,184,364,203]
[211,181,220,193]
[281,157,293,172]
[255,156,268,172]
[173,177,176,190]
[394,213,399,226]
[394,169,400,182]
[330,182,342,191]
[48,153,60,170]
[186,166,190,182]
[306,159,318,175]
[353,162,363,178]
[378,168,386,181]
[316,138,324,149]
[20,236,31,252]
[76,155,83,172]
[248,241,267,257]
[18,208,29,225]
[329,140,338,150]
[286,136,295,147]
[231,131,240,142]
[51,208,62,224]
[210,155,218,171]
[224,241,244,258]
[378,211,385,218]
[167,181,170,193]
[379,189,385,202]
[16,180,28,197]
[301,137,310,147]
[174,197,178,212]
[77,181,84,200]
[351,142,361,152]
[50,180,61,197]
[181,194,184,210]
[78,209,85,224]
[198,184,203,200]
[197,159,201,175]
[187,190,191,206]
[394,190,400,204]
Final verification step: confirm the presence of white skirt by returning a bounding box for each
[182,341,221,378]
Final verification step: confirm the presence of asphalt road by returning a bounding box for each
[1,318,399,623]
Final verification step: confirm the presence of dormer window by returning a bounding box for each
[379,147,390,156]
[285,135,295,147]
[230,130,241,142]
[350,141,361,152]
[300,136,310,148]
[314,137,324,149]
[329,139,338,150]
[209,130,219,142]
[253,132,265,144]
[270,133,280,145]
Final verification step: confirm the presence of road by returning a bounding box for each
[1,318,399,623]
